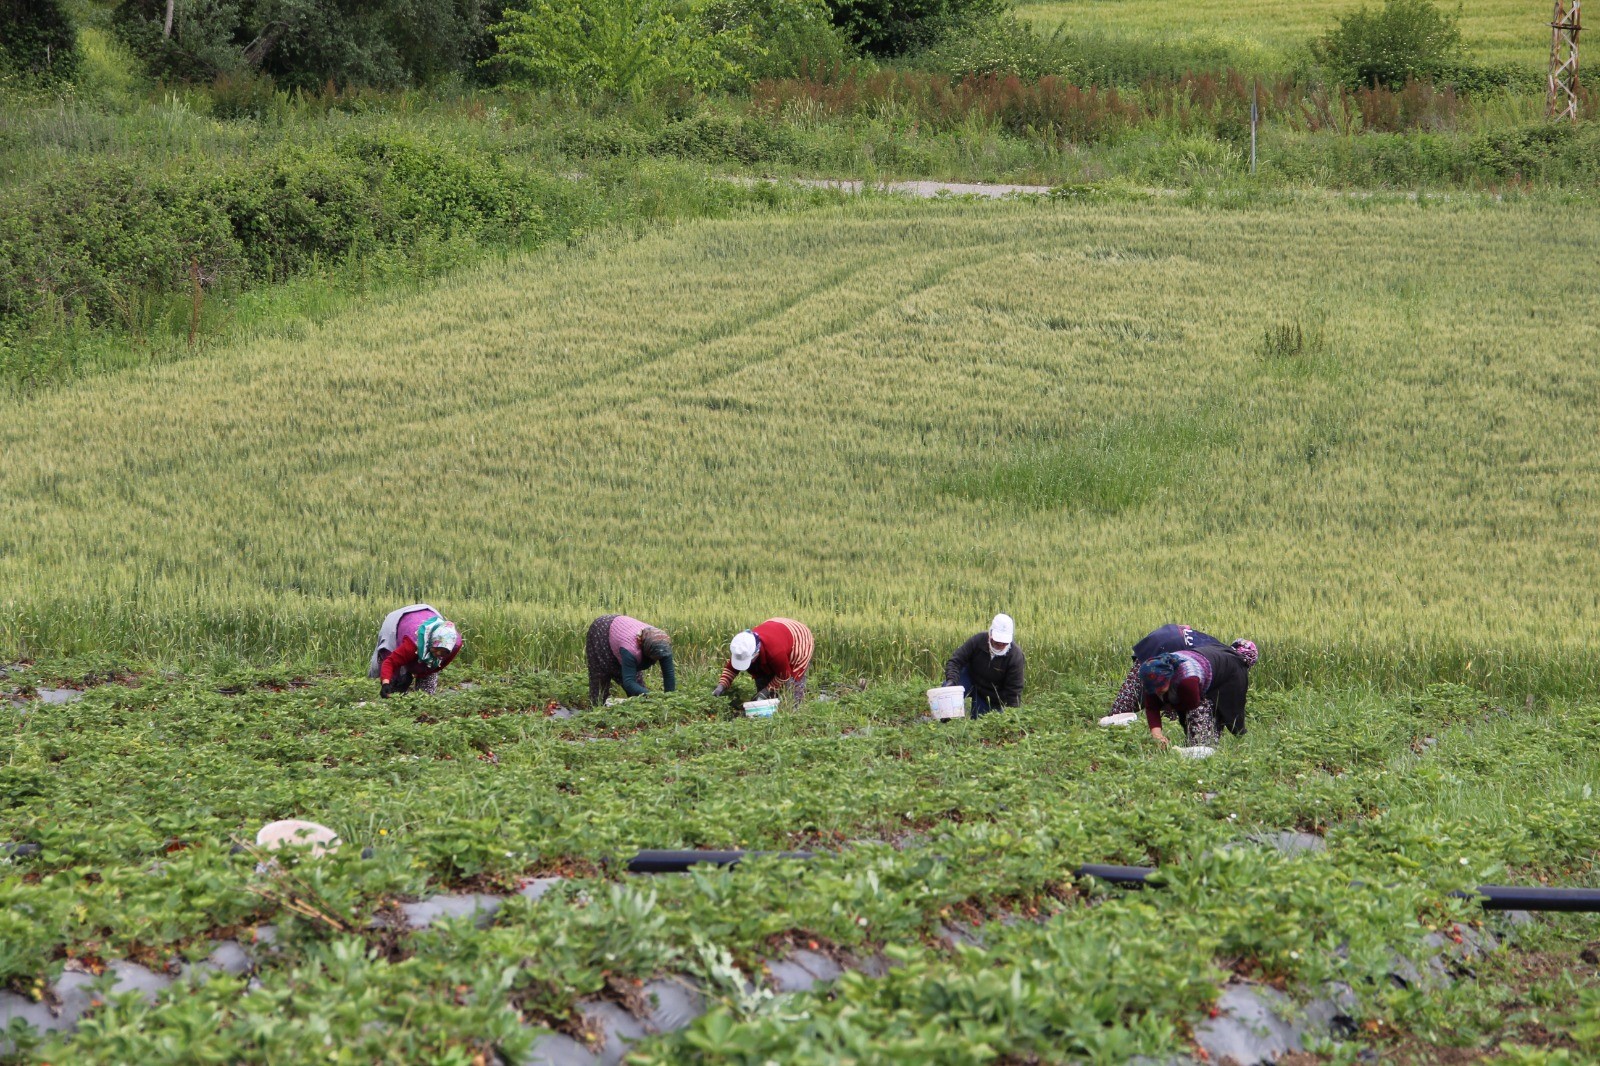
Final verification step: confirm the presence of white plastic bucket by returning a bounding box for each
[256,819,340,857]
[743,698,780,718]
[926,686,966,719]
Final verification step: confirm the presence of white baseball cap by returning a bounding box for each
[989,614,1015,645]
[730,630,758,671]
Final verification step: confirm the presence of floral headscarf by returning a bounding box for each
[1231,640,1258,667]
[415,618,460,670]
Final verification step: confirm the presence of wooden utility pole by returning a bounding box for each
[1547,1,1582,121]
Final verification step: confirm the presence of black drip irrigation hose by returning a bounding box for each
[624,850,1600,912]
[1073,863,1152,886]
[626,849,815,873]
[1462,885,1600,912]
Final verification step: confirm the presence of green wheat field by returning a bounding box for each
[2,196,1597,689]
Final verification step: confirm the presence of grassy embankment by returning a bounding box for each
[2,199,1597,695]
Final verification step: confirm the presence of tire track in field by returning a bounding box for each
[409,231,1014,440]
[35,240,907,500]
[409,240,910,422]
[551,239,1019,420]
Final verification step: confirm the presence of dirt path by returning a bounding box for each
[786,178,1056,198]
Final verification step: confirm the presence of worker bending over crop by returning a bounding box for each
[942,614,1024,717]
[369,603,463,697]
[586,614,676,705]
[1107,624,1229,719]
[713,618,813,702]
[1138,639,1256,747]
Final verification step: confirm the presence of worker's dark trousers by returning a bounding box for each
[1201,647,1250,736]
[958,667,1003,718]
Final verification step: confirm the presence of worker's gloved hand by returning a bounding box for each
[711,684,727,698]
[379,682,394,699]
[756,687,775,700]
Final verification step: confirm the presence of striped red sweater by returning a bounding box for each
[718,618,814,694]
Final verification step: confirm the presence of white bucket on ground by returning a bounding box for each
[743,698,780,718]
[1174,745,1215,760]
[926,686,966,719]
[256,819,340,857]
[1098,712,1138,727]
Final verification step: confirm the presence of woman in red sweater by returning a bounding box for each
[368,604,463,698]
[712,618,814,702]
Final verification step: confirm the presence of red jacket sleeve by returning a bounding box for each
[380,636,418,683]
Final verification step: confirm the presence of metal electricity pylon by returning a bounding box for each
[1547,1,1582,121]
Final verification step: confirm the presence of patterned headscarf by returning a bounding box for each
[1139,653,1181,695]
[415,618,460,670]
[1231,639,1258,667]
[639,625,673,664]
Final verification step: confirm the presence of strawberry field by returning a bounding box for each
[2,662,1597,1063]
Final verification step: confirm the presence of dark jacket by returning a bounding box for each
[1132,623,1224,664]
[944,632,1025,707]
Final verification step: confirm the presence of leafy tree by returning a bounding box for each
[489,0,750,97]
[823,0,1003,58]
[1313,0,1463,89]
[0,0,81,85]
[111,0,493,88]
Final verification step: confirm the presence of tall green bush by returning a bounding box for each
[489,0,751,97]
[701,0,853,80]
[0,0,81,85]
[1313,0,1463,90]
[907,14,1055,78]
[0,134,563,339]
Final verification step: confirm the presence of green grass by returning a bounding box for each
[943,410,1237,513]
[3,196,1599,693]
[1017,0,1552,69]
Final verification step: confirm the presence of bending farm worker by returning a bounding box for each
[586,614,676,705]
[942,613,1024,718]
[1139,639,1257,748]
[713,618,814,702]
[367,603,463,698]
[1108,623,1228,719]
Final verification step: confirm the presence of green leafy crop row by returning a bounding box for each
[2,664,1596,1061]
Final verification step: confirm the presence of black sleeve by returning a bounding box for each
[944,633,982,686]
[1001,646,1025,706]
